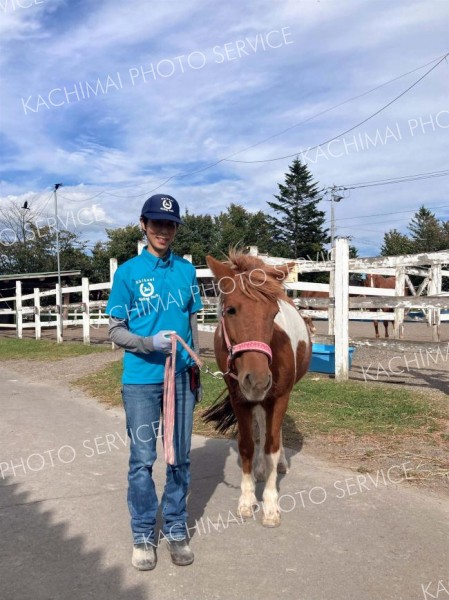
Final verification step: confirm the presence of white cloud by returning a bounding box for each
[1,0,448,256]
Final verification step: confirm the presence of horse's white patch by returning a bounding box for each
[275,300,308,374]
[262,449,281,525]
[238,471,257,518]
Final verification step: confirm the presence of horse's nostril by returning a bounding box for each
[265,374,272,390]
[243,372,272,391]
[244,373,254,388]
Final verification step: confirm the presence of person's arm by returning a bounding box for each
[109,318,174,354]
[109,317,155,353]
[190,312,199,353]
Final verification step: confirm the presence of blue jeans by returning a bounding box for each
[122,369,196,545]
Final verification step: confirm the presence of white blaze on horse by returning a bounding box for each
[203,252,311,527]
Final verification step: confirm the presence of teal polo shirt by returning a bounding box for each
[106,248,203,384]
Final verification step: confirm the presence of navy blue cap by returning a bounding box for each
[141,194,182,224]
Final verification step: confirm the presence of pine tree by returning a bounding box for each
[408,206,443,252]
[267,158,330,260]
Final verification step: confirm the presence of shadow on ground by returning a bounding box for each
[0,478,148,600]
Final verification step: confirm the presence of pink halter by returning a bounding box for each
[220,316,272,376]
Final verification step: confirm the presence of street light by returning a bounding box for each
[53,183,63,317]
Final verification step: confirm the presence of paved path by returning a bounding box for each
[0,364,448,600]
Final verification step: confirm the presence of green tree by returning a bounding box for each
[106,224,144,265]
[381,229,415,256]
[0,200,92,276]
[171,211,215,265]
[213,203,272,258]
[267,158,330,259]
[408,206,443,252]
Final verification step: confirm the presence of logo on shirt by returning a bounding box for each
[161,198,173,211]
[139,281,155,297]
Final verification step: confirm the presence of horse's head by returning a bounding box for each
[206,253,293,401]
[363,273,375,287]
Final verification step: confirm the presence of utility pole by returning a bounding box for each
[330,185,344,246]
[53,183,63,340]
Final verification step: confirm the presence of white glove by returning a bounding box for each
[152,330,175,354]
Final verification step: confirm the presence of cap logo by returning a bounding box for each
[161,198,173,211]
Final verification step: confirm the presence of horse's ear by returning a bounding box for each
[206,256,235,291]
[266,261,296,281]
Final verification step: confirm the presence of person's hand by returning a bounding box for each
[152,330,175,354]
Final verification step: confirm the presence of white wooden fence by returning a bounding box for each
[2,240,449,380]
[0,259,118,344]
[196,240,449,380]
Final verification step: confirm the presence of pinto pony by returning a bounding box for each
[203,252,311,527]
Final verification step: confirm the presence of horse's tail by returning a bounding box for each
[202,393,237,434]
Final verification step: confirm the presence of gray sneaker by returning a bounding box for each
[167,539,194,566]
[132,543,157,570]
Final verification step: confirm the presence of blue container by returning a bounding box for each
[309,343,355,374]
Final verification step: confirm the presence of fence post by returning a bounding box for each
[109,259,118,350]
[428,264,442,342]
[109,258,118,284]
[334,238,349,381]
[34,287,41,340]
[82,277,90,345]
[394,267,405,339]
[55,283,63,343]
[16,281,23,339]
[328,246,335,336]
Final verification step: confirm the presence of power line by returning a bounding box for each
[224,52,449,164]
[327,202,449,224]
[41,52,449,203]
[337,168,449,190]
[193,53,449,163]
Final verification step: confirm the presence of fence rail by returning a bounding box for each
[2,246,449,379]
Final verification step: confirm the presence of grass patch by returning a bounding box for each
[0,338,111,361]
[73,361,447,440]
[76,360,123,406]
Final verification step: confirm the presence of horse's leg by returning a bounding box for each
[374,319,379,338]
[262,400,287,527]
[277,429,288,474]
[236,404,258,519]
[384,320,389,338]
[253,404,266,482]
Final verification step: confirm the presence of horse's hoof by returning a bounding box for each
[238,504,258,520]
[277,462,288,474]
[262,514,281,528]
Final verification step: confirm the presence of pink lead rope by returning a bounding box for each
[163,325,272,465]
[163,334,204,465]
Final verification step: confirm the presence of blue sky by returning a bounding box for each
[1,0,448,256]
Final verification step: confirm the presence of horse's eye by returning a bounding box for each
[226,306,236,316]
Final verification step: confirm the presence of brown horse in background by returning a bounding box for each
[203,252,311,527]
[299,290,329,335]
[364,274,398,338]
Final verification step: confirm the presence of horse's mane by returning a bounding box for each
[224,250,288,303]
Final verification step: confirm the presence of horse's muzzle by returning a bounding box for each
[239,371,272,401]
